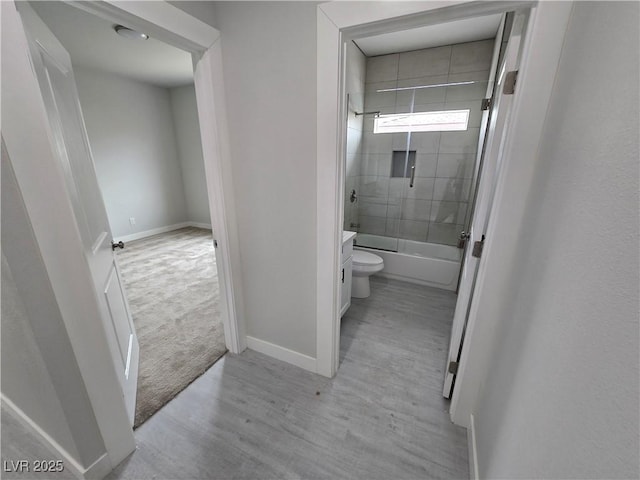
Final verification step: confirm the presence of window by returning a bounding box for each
[374,109,470,134]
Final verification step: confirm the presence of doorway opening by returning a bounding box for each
[334,5,532,407]
[27,1,227,428]
[6,0,244,468]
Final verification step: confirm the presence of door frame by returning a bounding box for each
[69,0,247,356]
[3,0,245,473]
[317,0,534,377]
[316,0,573,425]
[442,11,510,399]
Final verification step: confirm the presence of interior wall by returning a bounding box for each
[169,1,217,27]
[212,1,318,357]
[358,39,493,246]
[170,84,211,227]
[343,41,366,232]
[473,2,639,478]
[1,147,105,469]
[1,254,81,463]
[74,67,188,238]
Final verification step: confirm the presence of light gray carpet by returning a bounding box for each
[116,227,226,428]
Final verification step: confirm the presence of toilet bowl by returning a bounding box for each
[351,250,384,298]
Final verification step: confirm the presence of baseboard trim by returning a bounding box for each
[82,452,112,480]
[468,413,479,480]
[113,221,212,243]
[246,336,316,373]
[1,395,113,479]
[189,222,212,230]
[113,222,189,243]
[2,395,83,478]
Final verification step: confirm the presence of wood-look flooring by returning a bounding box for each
[1,277,468,479]
[107,276,469,479]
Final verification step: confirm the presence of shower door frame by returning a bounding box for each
[316,0,574,427]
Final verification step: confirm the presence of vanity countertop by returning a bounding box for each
[343,230,357,245]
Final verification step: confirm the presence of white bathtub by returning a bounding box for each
[354,234,462,291]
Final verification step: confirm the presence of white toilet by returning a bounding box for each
[351,250,384,298]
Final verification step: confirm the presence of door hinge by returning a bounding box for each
[503,70,518,95]
[481,97,492,110]
[448,361,459,375]
[457,231,470,249]
[471,235,486,258]
[213,239,218,248]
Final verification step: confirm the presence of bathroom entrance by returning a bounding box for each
[336,6,531,401]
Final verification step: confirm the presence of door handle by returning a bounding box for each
[111,240,125,251]
[342,268,345,283]
[409,165,416,188]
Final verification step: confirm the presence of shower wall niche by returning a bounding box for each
[354,39,494,247]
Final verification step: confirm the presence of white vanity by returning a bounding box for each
[341,231,356,316]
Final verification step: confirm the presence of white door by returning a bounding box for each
[443,12,528,398]
[17,3,140,424]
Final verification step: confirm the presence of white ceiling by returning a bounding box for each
[354,14,503,57]
[30,1,193,88]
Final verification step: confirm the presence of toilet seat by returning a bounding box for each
[352,250,383,267]
[352,250,384,276]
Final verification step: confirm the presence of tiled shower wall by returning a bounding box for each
[356,39,494,246]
